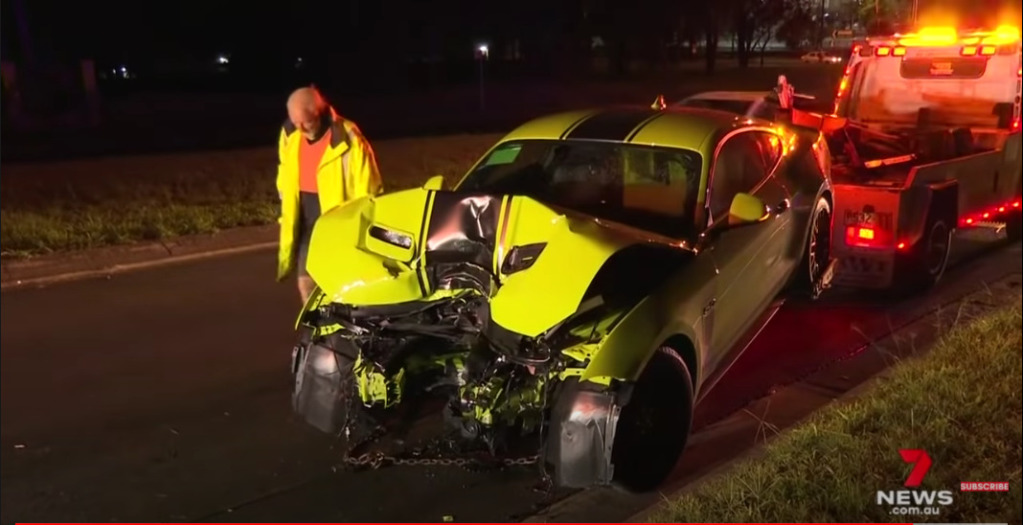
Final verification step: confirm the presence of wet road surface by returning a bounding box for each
[2,238,1019,524]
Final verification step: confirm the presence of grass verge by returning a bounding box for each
[0,134,498,258]
[650,294,1022,524]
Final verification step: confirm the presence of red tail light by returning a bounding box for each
[876,46,892,56]
[979,46,997,56]
[961,46,978,56]
[893,46,907,56]
[845,225,889,248]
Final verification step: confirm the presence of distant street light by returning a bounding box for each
[475,44,489,111]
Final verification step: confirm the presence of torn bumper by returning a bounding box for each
[544,383,623,488]
[291,334,357,435]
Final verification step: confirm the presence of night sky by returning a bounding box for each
[3,0,575,62]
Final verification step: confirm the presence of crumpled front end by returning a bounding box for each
[291,187,690,456]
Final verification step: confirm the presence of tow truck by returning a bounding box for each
[814,25,1022,292]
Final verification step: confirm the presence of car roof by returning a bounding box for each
[499,105,749,156]
[682,91,771,102]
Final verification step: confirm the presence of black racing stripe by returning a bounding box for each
[564,108,660,141]
[425,192,501,267]
[415,193,432,296]
[625,112,667,142]
[559,112,596,139]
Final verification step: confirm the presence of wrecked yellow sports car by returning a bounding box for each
[289,104,835,492]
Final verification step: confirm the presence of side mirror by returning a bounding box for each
[728,193,769,226]
[423,175,445,191]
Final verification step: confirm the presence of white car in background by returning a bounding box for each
[801,50,844,63]
[674,91,819,120]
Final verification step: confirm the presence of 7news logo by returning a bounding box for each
[875,449,954,516]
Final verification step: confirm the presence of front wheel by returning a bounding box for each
[610,347,694,493]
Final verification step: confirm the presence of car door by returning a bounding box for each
[749,130,799,295]
[702,130,789,370]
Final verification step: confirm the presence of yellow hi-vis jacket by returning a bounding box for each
[275,108,383,280]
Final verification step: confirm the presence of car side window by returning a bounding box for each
[754,131,783,171]
[709,133,770,221]
[752,101,780,121]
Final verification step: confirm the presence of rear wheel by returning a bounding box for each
[1006,207,1021,242]
[794,196,833,299]
[610,347,693,493]
[894,216,952,295]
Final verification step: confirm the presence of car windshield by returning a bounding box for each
[457,139,703,238]
[679,98,754,115]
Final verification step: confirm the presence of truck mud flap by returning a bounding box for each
[291,340,356,435]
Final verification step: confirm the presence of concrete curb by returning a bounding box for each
[0,225,277,291]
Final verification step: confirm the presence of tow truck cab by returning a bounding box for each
[825,25,1022,291]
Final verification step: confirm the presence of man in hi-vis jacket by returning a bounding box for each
[275,86,383,304]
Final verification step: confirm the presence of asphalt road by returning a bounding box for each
[2,237,1019,524]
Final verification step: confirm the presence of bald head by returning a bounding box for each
[287,87,329,140]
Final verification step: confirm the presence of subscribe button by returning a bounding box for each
[960,481,1010,491]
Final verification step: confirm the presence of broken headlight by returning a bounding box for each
[369,225,413,249]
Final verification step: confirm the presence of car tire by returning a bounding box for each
[794,195,833,299]
[610,347,694,493]
[1006,206,1021,242]
[893,216,952,296]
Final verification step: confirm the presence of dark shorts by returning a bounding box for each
[295,191,321,277]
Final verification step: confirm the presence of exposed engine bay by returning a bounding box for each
[289,190,690,485]
[294,268,602,453]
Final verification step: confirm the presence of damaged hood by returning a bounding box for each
[305,187,691,338]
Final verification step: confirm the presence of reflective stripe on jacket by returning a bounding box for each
[275,108,383,280]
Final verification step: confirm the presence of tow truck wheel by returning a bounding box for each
[610,347,693,493]
[794,196,833,299]
[1006,208,1021,242]
[921,219,952,283]
[895,217,952,294]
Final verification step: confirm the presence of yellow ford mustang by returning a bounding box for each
[290,103,835,492]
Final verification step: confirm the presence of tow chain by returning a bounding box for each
[340,450,541,471]
[335,391,543,473]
